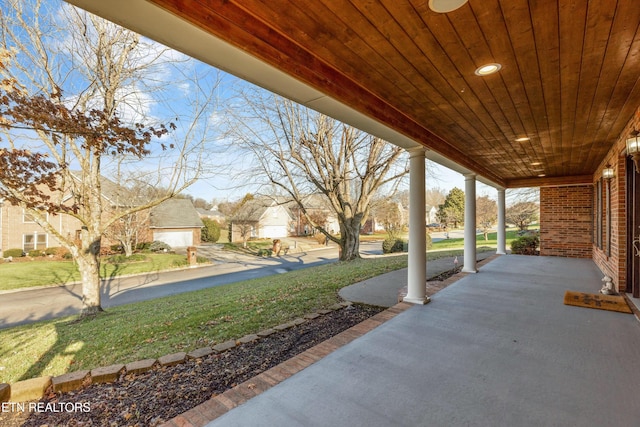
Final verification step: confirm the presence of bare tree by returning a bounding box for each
[507,187,540,204]
[476,195,497,240]
[0,0,221,316]
[506,201,540,231]
[227,90,408,261]
[374,200,405,240]
[230,196,269,248]
[425,188,446,208]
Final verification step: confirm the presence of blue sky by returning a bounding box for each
[2,0,500,205]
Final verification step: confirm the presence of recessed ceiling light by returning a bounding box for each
[429,0,469,13]
[474,63,502,76]
[530,162,542,166]
[537,174,546,177]
[515,137,530,142]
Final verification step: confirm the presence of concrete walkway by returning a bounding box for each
[197,255,640,427]
[339,249,496,307]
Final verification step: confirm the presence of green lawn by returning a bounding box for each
[0,228,520,292]
[430,228,523,250]
[0,254,202,292]
[0,249,470,384]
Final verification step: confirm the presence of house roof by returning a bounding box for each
[232,198,273,222]
[196,208,224,218]
[68,171,140,206]
[150,199,204,228]
[232,198,293,222]
[68,0,640,189]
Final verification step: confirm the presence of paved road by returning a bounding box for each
[0,242,382,329]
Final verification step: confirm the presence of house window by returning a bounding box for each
[24,233,47,252]
[23,210,36,223]
[23,209,48,223]
[595,179,602,249]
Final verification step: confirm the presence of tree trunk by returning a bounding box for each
[123,242,133,257]
[77,237,103,317]
[339,220,361,261]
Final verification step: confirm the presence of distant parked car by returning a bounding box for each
[427,223,445,232]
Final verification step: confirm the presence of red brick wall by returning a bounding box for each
[540,185,593,258]
[590,107,640,292]
[591,153,627,291]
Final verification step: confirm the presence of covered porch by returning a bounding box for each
[165,255,640,426]
[61,1,640,422]
[66,0,640,309]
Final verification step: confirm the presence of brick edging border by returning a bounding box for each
[159,302,414,427]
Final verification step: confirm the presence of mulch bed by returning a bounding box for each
[0,304,384,427]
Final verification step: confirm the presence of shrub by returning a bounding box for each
[136,242,152,251]
[3,248,25,258]
[149,241,172,252]
[28,249,45,257]
[44,247,59,256]
[201,218,221,243]
[382,238,405,254]
[382,235,431,254]
[44,247,71,259]
[257,248,273,257]
[110,244,124,254]
[510,235,539,255]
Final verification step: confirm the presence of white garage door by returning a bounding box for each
[261,225,287,238]
[153,231,193,247]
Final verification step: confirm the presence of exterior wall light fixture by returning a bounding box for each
[602,165,614,180]
[627,130,640,173]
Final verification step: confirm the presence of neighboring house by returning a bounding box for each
[196,207,225,223]
[426,205,438,224]
[361,218,376,234]
[149,199,204,247]
[230,198,292,242]
[289,194,340,236]
[0,174,204,254]
[365,201,407,234]
[0,199,82,256]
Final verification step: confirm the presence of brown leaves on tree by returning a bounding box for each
[0,148,60,213]
[0,83,174,213]
[1,90,172,155]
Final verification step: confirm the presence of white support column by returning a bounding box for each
[463,173,477,273]
[404,147,429,304]
[497,188,507,255]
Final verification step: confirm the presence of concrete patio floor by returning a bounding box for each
[201,255,640,427]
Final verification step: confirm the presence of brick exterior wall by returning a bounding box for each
[589,106,640,292]
[591,153,627,291]
[540,185,593,258]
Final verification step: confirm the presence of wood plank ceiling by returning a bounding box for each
[147,0,640,187]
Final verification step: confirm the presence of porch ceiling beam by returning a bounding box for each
[506,174,593,188]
